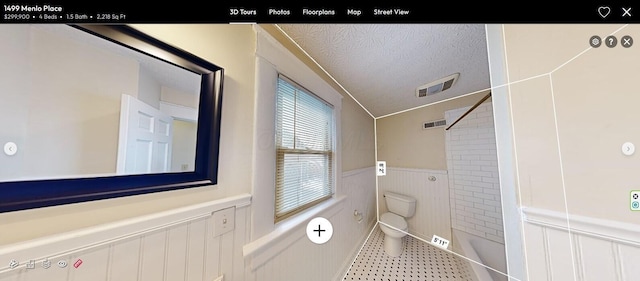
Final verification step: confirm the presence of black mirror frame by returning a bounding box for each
[0,25,224,213]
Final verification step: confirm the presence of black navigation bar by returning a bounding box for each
[1,2,638,23]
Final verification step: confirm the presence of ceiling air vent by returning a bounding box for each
[416,73,460,98]
[423,119,447,130]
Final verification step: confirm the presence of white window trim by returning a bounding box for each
[251,25,343,242]
[274,75,336,221]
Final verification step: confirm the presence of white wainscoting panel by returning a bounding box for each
[522,222,550,281]
[618,243,640,280]
[378,167,451,242]
[244,167,376,281]
[0,193,251,281]
[522,207,640,281]
[141,230,167,280]
[110,236,141,281]
[544,227,577,280]
[72,246,110,280]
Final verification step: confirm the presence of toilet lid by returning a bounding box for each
[380,213,407,230]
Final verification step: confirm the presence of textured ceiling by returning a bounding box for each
[277,24,491,117]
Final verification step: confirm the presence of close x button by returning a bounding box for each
[621,36,633,48]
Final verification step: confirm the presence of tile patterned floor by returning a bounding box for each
[343,225,474,281]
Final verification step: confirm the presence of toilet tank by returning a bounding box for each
[384,192,416,217]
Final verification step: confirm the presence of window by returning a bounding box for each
[275,75,335,221]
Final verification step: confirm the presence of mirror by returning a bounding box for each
[0,24,224,212]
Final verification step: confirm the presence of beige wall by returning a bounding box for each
[342,95,376,171]
[376,90,491,170]
[138,65,162,109]
[161,86,199,108]
[0,24,257,245]
[502,24,640,224]
[171,119,197,172]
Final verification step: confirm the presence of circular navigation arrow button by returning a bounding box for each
[622,142,635,156]
[3,142,17,156]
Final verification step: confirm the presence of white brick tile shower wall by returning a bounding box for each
[445,102,504,244]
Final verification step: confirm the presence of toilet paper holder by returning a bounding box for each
[354,209,363,223]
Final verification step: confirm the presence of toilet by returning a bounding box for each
[379,191,416,257]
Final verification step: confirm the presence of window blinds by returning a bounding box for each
[275,75,334,221]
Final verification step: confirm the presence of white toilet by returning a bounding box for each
[380,191,416,257]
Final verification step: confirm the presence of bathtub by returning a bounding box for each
[452,229,508,281]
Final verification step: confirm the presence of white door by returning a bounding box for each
[117,94,173,175]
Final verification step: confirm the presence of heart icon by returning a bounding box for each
[598,6,611,18]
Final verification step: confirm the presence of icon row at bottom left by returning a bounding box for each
[8,258,82,269]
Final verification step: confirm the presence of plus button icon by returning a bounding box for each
[306,217,333,244]
[313,224,326,237]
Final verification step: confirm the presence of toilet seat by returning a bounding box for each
[380,212,408,231]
